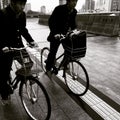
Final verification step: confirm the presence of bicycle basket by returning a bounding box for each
[62,31,87,59]
[13,50,33,76]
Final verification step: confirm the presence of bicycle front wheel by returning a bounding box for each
[64,60,89,96]
[41,47,50,72]
[19,76,51,120]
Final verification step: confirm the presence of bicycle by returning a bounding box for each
[4,46,51,120]
[41,31,89,96]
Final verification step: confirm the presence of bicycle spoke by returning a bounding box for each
[65,60,89,96]
[20,78,51,120]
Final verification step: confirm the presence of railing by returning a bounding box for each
[38,13,120,37]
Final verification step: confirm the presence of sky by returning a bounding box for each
[27,0,85,12]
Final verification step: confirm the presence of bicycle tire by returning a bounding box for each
[41,47,50,72]
[64,60,89,96]
[19,76,51,120]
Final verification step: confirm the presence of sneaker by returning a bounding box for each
[1,95,11,105]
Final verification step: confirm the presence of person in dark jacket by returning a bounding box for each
[46,0,78,75]
[0,0,38,103]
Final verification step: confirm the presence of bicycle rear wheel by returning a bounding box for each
[64,60,89,96]
[19,76,51,120]
[41,47,50,72]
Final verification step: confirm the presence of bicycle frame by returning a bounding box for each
[9,47,34,92]
[55,53,64,69]
[51,52,71,78]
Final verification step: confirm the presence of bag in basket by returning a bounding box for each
[62,30,87,59]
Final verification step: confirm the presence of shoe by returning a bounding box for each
[1,95,11,105]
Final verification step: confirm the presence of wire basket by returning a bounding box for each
[13,49,42,77]
[29,50,42,75]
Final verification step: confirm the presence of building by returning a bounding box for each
[95,0,120,12]
[0,0,1,9]
[0,0,9,9]
[24,3,31,13]
[111,0,120,11]
[41,6,46,14]
[59,0,66,5]
[85,0,95,12]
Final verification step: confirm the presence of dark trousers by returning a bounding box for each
[0,53,13,98]
[46,39,60,71]
[0,50,33,98]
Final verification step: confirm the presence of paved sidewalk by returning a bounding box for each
[0,18,120,120]
[27,18,120,106]
[27,18,120,119]
[0,18,93,120]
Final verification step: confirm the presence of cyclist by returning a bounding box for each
[0,0,38,104]
[46,0,78,76]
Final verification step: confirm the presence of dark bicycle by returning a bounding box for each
[6,46,51,120]
[41,30,89,96]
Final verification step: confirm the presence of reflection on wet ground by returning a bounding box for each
[82,35,120,105]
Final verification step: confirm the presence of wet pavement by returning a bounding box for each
[0,18,120,120]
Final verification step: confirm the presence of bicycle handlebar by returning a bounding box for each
[58,34,66,42]
[5,43,39,53]
[9,47,27,51]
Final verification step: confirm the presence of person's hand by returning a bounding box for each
[72,29,78,33]
[2,47,9,53]
[29,41,38,48]
[54,34,61,39]
[54,34,65,41]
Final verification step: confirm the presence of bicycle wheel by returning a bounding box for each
[64,60,89,96]
[19,76,51,120]
[41,47,50,72]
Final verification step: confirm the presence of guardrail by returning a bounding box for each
[38,14,120,37]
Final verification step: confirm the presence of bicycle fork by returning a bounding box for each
[25,82,38,104]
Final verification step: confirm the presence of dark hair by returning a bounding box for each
[66,0,71,2]
[66,0,77,2]
[11,0,27,3]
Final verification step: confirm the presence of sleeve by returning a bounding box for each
[0,10,6,50]
[71,9,77,30]
[19,12,34,43]
[48,6,61,34]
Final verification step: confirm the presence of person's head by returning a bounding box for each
[66,0,78,11]
[10,0,27,15]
